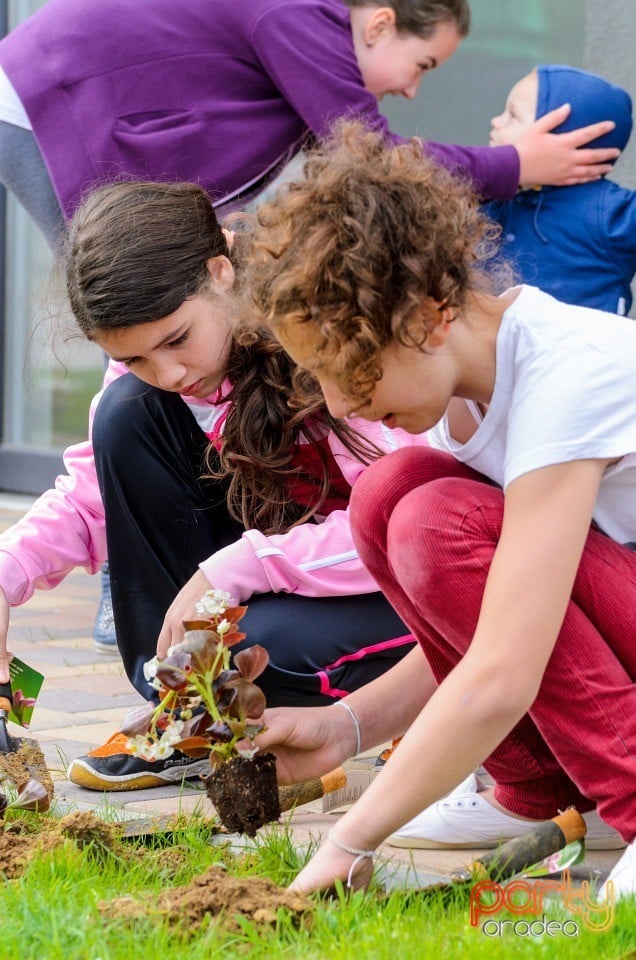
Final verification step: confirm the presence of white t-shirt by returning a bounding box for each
[0,65,31,129]
[428,285,636,546]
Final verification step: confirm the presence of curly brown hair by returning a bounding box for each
[246,121,500,407]
[64,180,379,534]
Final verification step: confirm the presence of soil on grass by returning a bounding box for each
[1,808,310,933]
[0,810,121,878]
[56,811,120,850]
[204,752,281,836]
[0,741,54,799]
[151,845,192,877]
[98,864,312,932]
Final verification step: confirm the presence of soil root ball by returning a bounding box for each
[204,752,280,837]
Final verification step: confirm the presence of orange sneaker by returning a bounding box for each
[66,732,209,791]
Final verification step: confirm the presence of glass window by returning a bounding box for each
[381,0,584,144]
[2,0,103,486]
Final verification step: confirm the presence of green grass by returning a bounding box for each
[0,817,634,960]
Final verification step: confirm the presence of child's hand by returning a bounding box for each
[156,568,214,659]
[253,703,357,785]
[288,837,374,895]
[516,103,619,187]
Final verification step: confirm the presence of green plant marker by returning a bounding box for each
[521,840,586,878]
[7,656,45,728]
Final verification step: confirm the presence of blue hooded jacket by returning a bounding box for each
[485,65,636,315]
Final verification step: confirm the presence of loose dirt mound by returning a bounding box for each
[1,811,310,933]
[58,811,120,850]
[99,864,312,931]
[0,823,64,878]
[0,742,54,799]
[0,810,121,879]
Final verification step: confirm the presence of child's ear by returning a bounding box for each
[426,302,455,347]
[364,6,397,46]
[205,255,235,292]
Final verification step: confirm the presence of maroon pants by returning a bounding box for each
[350,446,636,841]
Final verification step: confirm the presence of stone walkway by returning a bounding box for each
[0,496,621,891]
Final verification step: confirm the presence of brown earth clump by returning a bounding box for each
[58,811,120,851]
[0,741,54,800]
[204,752,280,836]
[0,825,66,878]
[0,810,124,879]
[98,864,312,932]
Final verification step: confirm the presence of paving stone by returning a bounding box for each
[122,794,210,817]
[33,721,120,743]
[55,778,205,807]
[37,689,144,713]
[37,739,95,768]
[15,647,107,666]
[43,674,136,695]
[35,662,126,679]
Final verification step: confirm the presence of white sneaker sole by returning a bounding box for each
[67,757,209,791]
[386,829,626,851]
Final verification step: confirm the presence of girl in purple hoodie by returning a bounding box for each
[0,0,621,240]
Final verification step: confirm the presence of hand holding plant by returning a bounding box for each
[119,589,280,835]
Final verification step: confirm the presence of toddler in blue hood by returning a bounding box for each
[486,65,635,315]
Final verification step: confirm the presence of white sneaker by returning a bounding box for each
[598,841,636,902]
[386,773,626,850]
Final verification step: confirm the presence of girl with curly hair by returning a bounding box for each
[0,179,425,792]
[248,122,636,899]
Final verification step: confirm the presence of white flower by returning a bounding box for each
[126,719,184,762]
[142,656,163,691]
[162,719,185,745]
[127,736,168,762]
[195,588,234,617]
[154,739,178,760]
[216,618,231,637]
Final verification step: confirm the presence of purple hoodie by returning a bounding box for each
[0,0,519,218]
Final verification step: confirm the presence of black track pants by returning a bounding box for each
[92,375,414,705]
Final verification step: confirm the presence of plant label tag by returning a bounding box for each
[8,656,45,728]
[322,769,375,813]
[521,840,586,878]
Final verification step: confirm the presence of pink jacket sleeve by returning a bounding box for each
[0,360,127,605]
[198,420,429,602]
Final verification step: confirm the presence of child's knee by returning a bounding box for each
[350,446,456,542]
[387,477,499,596]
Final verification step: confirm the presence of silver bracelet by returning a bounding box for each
[328,831,376,889]
[334,699,361,756]
[328,832,376,859]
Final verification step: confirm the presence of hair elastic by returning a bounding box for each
[328,832,376,889]
[334,699,361,756]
